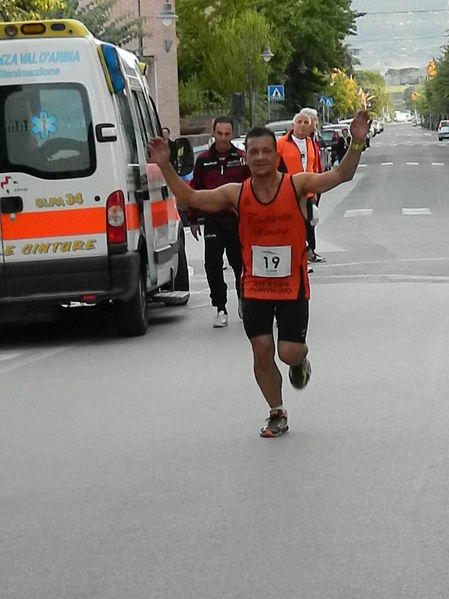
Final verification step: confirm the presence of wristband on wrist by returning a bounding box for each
[349,141,364,151]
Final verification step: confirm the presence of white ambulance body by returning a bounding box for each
[0,19,191,335]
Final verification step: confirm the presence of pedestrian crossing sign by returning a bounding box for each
[268,85,285,102]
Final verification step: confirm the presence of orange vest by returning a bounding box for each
[238,174,309,301]
[277,132,318,174]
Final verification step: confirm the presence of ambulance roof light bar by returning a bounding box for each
[0,19,90,39]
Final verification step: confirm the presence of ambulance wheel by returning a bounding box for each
[115,271,148,336]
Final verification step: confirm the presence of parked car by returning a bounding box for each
[320,125,345,165]
[372,119,384,134]
[438,120,449,141]
[322,122,370,160]
[316,132,333,171]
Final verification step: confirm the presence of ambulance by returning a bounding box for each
[0,19,193,335]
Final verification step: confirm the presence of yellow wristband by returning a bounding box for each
[349,141,364,151]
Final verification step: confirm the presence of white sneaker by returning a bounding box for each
[213,311,228,328]
[238,299,243,320]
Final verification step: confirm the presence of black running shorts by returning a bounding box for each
[242,295,309,343]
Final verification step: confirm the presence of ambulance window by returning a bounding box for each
[148,97,162,137]
[134,90,156,139]
[0,83,95,179]
[116,91,138,163]
[131,91,149,149]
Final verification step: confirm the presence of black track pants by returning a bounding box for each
[203,217,242,309]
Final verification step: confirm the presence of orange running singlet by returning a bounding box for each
[238,174,309,301]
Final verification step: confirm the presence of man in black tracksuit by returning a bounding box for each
[188,116,250,328]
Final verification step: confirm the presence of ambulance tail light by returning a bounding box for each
[106,191,127,246]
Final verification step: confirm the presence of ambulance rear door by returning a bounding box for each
[0,36,113,299]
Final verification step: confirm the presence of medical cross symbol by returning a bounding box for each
[31,111,57,140]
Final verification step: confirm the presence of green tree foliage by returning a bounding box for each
[354,70,392,118]
[50,0,142,46]
[1,0,142,47]
[415,47,449,123]
[280,0,360,108]
[325,69,357,118]
[176,1,277,118]
[1,0,63,21]
[176,0,360,118]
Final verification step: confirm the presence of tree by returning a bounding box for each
[176,0,361,118]
[176,1,276,120]
[354,70,392,118]
[325,69,357,118]
[0,0,63,21]
[1,0,142,47]
[282,0,361,109]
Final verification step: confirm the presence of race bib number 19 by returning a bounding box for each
[252,245,291,278]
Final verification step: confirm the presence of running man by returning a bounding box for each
[148,110,369,437]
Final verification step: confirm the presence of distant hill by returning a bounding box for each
[349,0,449,73]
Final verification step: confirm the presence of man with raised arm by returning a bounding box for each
[148,110,369,438]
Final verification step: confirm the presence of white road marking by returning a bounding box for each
[358,164,367,168]
[402,208,432,215]
[381,162,394,166]
[0,347,68,375]
[432,162,445,166]
[406,162,419,166]
[0,352,20,361]
[344,209,373,218]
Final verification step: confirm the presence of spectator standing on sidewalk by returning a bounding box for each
[276,110,322,268]
[148,110,369,437]
[335,127,351,164]
[302,107,325,263]
[188,116,250,328]
[161,127,178,169]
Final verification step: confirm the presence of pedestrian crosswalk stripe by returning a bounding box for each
[402,208,432,215]
[344,209,373,217]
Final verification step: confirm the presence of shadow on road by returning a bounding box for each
[0,302,185,347]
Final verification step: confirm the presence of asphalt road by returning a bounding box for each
[2,123,449,599]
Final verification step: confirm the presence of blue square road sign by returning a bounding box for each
[267,84,285,102]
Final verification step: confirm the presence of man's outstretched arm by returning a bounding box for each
[147,137,239,213]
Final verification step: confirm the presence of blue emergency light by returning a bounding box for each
[99,44,125,94]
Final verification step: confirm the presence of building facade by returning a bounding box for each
[116,0,180,136]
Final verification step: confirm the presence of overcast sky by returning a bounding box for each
[349,1,449,72]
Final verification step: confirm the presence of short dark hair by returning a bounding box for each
[212,116,233,131]
[245,126,277,149]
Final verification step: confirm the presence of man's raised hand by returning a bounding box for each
[147,137,171,166]
[350,109,370,143]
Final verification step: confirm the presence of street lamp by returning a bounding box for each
[159,1,178,27]
[247,42,274,128]
[159,1,178,54]
[137,0,143,58]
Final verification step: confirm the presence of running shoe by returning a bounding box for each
[289,357,311,390]
[309,252,325,263]
[213,310,228,328]
[260,409,288,438]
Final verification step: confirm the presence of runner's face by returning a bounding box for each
[213,122,233,153]
[245,135,278,176]
[292,115,310,138]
